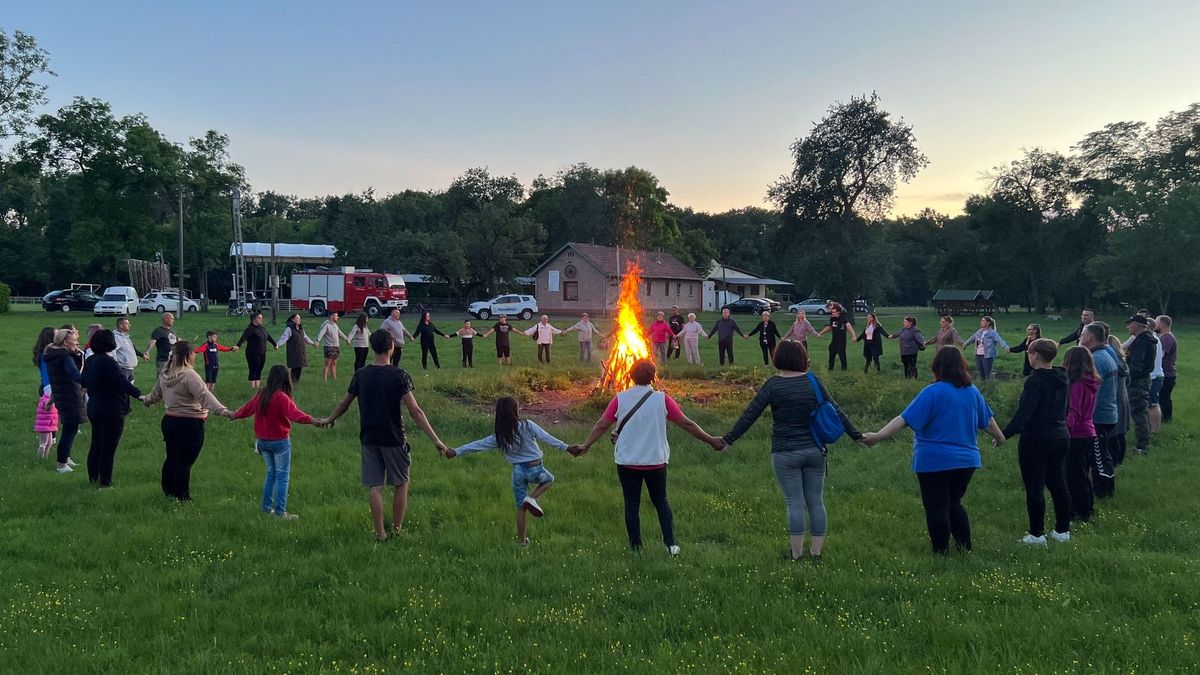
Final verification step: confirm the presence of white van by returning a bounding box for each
[93,286,140,316]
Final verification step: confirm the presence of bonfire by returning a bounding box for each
[599,261,652,391]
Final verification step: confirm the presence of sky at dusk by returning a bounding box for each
[7,1,1200,216]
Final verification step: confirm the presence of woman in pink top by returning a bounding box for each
[782,310,820,345]
[1062,346,1100,524]
[649,312,673,362]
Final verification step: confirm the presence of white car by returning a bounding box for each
[140,291,199,314]
[93,286,139,316]
[788,298,832,315]
[468,294,537,321]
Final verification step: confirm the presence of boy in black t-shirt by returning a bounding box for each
[482,315,514,366]
[325,329,450,541]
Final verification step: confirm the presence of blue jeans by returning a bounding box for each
[258,439,292,513]
[511,461,554,506]
[975,355,994,380]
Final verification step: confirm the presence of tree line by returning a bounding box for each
[2,30,1197,312]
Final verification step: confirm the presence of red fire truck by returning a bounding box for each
[291,268,408,318]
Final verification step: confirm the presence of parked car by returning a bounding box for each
[851,299,875,313]
[788,298,831,315]
[722,297,775,314]
[93,286,140,316]
[140,291,199,313]
[42,289,102,313]
[467,294,538,321]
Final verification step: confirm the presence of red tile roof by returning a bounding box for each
[534,242,702,281]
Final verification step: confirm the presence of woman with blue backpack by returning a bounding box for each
[721,340,863,562]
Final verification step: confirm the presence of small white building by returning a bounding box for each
[703,261,793,311]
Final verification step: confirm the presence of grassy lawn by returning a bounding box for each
[0,304,1196,673]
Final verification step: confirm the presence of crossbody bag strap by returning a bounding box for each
[615,389,657,438]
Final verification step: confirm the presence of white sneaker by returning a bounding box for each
[1020,534,1048,545]
[1049,530,1071,542]
[522,496,544,518]
[667,545,681,556]
[66,458,79,468]
[56,465,73,474]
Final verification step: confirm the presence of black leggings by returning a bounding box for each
[1160,376,1176,422]
[863,353,880,372]
[1093,423,1117,497]
[161,416,205,501]
[56,414,81,464]
[718,339,734,365]
[916,468,974,554]
[86,412,126,486]
[421,341,440,369]
[353,347,369,371]
[290,367,303,383]
[902,353,919,379]
[1017,437,1071,536]
[759,343,773,365]
[390,347,403,367]
[617,465,675,549]
[461,340,474,367]
[828,343,847,370]
[1065,436,1097,522]
[246,353,266,381]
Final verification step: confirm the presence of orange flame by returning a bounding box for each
[600,261,651,391]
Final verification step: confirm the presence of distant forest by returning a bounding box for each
[3,30,1198,312]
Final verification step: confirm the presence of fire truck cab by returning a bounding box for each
[291,268,408,318]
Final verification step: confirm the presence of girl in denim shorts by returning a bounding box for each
[445,397,572,545]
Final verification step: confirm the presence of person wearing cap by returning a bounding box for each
[562,313,603,362]
[1123,315,1158,456]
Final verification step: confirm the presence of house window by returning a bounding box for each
[664,280,670,296]
[563,281,579,302]
[645,280,651,296]
[689,284,694,297]
[676,282,681,296]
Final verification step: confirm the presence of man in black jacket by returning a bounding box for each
[1059,309,1095,345]
[1124,315,1158,455]
[668,306,685,359]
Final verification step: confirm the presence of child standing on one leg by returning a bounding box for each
[230,366,327,519]
[443,396,573,545]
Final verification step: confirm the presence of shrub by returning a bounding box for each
[0,283,10,313]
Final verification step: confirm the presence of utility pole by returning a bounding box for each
[270,218,278,324]
[178,190,185,321]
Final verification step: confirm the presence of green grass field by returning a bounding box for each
[1,305,1196,673]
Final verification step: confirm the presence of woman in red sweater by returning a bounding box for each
[1063,346,1100,524]
[231,366,327,519]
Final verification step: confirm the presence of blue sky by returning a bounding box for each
[7,1,1199,214]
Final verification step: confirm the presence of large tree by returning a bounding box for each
[768,93,927,311]
[0,29,54,140]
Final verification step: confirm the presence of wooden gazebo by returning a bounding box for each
[931,289,998,316]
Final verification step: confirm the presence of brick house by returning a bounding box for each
[529,242,704,315]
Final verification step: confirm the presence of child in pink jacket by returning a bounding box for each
[1063,346,1100,524]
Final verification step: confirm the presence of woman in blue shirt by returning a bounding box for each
[862,346,1006,554]
[963,315,1010,381]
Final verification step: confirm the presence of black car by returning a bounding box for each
[42,289,102,313]
[722,298,775,314]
